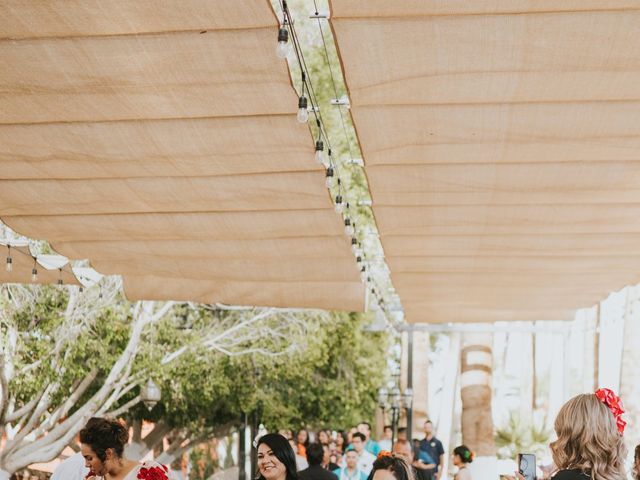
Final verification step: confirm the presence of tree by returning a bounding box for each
[0,285,315,479]
[0,280,174,479]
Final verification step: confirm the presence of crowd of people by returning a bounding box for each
[46,388,639,480]
[277,421,445,480]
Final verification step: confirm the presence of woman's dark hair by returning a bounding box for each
[336,431,348,450]
[256,434,298,480]
[307,443,324,466]
[635,444,640,462]
[296,429,310,448]
[366,454,413,480]
[79,417,129,462]
[453,445,473,464]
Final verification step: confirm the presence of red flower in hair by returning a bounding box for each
[137,465,169,480]
[595,388,626,434]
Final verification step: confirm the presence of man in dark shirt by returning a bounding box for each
[418,420,444,479]
[299,443,339,480]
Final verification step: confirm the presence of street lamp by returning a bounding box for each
[378,385,413,446]
[140,379,161,411]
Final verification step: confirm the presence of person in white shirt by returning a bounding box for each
[51,452,89,480]
[377,426,393,452]
[333,450,367,480]
[341,433,375,475]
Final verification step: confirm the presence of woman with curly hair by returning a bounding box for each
[632,445,640,480]
[517,389,626,480]
[80,417,175,480]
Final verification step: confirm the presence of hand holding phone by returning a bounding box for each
[517,453,536,480]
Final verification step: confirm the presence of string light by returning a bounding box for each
[297,95,308,123]
[314,139,324,165]
[31,257,38,282]
[279,0,397,317]
[344,218,354,236]
[325,167,334,188]
[5,245,12,273]
[276,27,290,59]
[350,237,358,253]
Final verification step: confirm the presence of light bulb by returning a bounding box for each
[57,269,63,286]
[276,27,289,59]
[350,237,358,254]
[31,267,38,282]
[325,167,334,189]
[57,278,63,286]
[5,256,12,273]
[297,96,308,123]
[315,139,324,165]
[356,255,363,264]
[335,195,344,214]
[360,266,367,282]
[344,218,354,236]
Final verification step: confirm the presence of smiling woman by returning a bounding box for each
[257,434,299,480]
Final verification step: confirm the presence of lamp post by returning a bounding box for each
[378,386,413,446]
[140,379,161,411]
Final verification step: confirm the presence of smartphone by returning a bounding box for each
[517,453,536,480]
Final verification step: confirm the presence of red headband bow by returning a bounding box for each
[595,388,626,435]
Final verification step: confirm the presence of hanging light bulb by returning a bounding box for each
[350,237,358,254]
[356,255,363,265]
[5,245,12,273]
[325,167,334,188]
[315,139,324,165]
[297,95,309,123]
[31,257,38,282]
[344,218,354,236]
[335,195,345,214]
[57,268,63,286]
[276,27,289,59]
[360,265,367,282]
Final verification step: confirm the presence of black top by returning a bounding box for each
[553,470,590,480]
[299,466,339,480]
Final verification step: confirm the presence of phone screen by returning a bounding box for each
[518,453,536,480]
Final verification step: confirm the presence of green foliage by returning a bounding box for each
[250,311,388,430]
[494,412,551,459]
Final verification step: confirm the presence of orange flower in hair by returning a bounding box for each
[377,450,393,459]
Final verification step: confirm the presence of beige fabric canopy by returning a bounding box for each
[0,0,364,311]
[330,1,640,322]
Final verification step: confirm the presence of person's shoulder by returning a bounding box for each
[326,470,339,480]
[362,450,376,461]
[298,468,313,480]
[552,470,590,480]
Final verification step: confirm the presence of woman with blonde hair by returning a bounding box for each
[519,388,626,480]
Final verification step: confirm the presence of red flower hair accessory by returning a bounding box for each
[595,388,626,434]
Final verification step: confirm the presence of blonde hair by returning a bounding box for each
[550,393,627,480]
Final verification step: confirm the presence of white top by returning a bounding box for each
[340,450,376,475]
[455,466,472,480]
[51,452,89,480]
[88,460,177,480]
